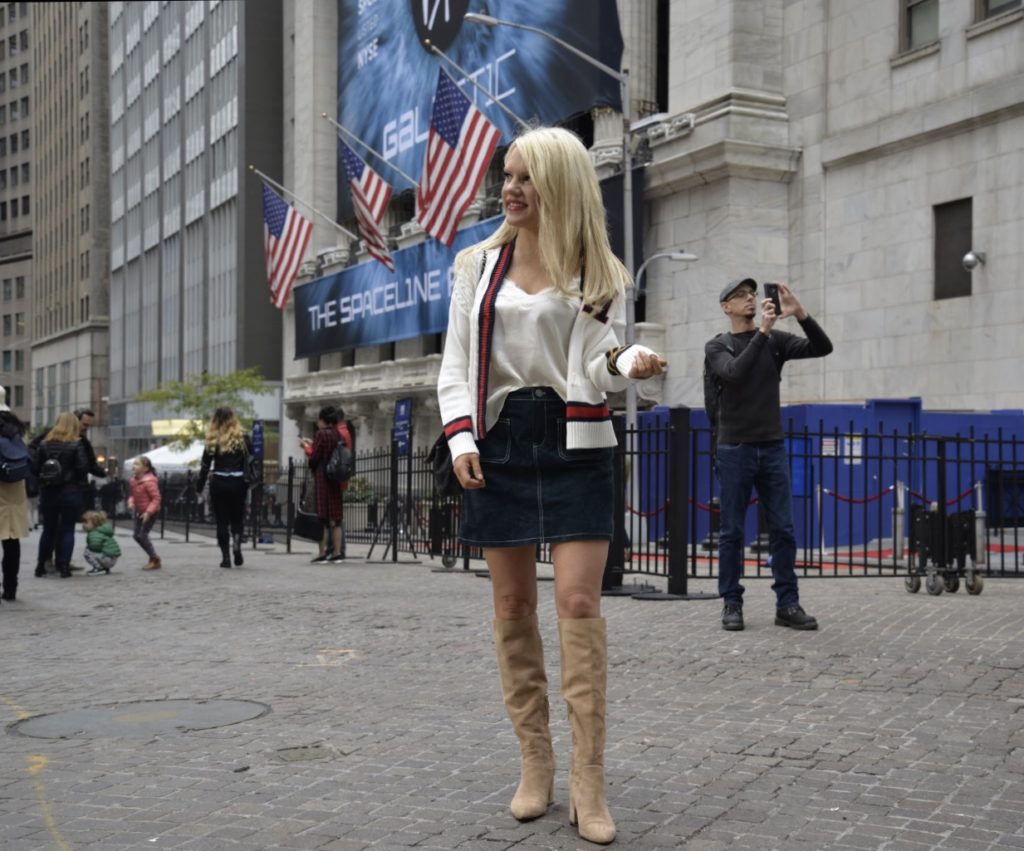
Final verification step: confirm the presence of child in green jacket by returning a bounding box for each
[82,511,121,575]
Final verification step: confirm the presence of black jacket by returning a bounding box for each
[705,316,833,444]
[196,435,252,492]
[32,439,91,489]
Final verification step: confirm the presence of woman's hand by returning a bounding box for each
[628,351,668,379]
[453,453,485,489]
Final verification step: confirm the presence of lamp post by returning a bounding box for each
[629,250,698,418]
[464,13,637,409]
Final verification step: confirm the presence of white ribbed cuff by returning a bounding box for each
[448,431,479,462]
[615,344,659,379]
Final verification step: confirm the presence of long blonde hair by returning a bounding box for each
[456,126,630,307]
[205,407,245,453]
[46,412,81,442]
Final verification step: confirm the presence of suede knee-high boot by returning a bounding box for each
[560,617,615,845]
[493,614,555,821]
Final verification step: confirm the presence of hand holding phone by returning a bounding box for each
[763,282,783,317]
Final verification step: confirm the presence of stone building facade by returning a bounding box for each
[281,0,1023,459]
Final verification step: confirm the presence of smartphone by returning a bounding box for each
[763,282,782,317]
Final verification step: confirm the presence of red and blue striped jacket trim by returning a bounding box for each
[475,242,515,439]
[565,401,611,422]
[443,416,473,440]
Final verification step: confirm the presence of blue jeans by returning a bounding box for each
[716,440,799,609]
[38,487,84,566]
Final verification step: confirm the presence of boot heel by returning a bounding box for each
[568,796,578,826]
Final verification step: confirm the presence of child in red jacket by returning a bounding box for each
[127,456,162,570]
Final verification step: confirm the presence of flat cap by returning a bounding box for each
[719,278,757,303]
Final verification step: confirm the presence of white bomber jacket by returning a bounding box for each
[437,244,656,461]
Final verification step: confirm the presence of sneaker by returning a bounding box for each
[85,567,106,576]
[721,603,744,631]
[775,605,818,630]
[328,555,345,563]
[310,554,329,564]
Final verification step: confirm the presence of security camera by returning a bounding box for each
[962,250,986,271]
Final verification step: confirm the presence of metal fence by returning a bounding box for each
[130,411,1023,588]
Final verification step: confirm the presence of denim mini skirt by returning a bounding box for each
[460,386,614,547]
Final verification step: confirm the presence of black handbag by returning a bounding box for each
[293,510,322,542]
[426,432,461,498]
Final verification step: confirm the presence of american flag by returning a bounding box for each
[339,138,394,271]
[262,183,313,310]
[416,69,501,246]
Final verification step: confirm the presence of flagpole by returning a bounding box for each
[423,40,531,131]
[248,165,359,242]
[321,115,418,188]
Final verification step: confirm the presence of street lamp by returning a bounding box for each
[464,12,638,412]
[629,249,697,420]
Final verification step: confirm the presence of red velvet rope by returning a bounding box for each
[821,484,895,505]
[908,485,974,507]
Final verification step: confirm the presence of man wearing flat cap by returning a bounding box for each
[705,279,833,632]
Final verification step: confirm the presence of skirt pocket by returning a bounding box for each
[478,418,512,465]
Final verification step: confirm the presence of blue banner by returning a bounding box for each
[337,0,624,216]
[293,215,501,358]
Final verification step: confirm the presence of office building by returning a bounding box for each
[107,0,283,461]
[30,1,110,452]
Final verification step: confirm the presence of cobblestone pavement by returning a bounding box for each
[1,527,1023,851]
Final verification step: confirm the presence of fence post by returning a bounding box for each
[159,473,167,539]
[602,414,626,592]
[285,457,294,554]
[185,471,193,543]
[667,406,691,595]
[390,438,399,563]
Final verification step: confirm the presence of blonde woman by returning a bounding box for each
[33,412,91,578]
[196,407,251,568]
[437,127,667,845]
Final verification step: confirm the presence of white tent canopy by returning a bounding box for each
[123,441,206,478]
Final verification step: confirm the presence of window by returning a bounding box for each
[20,195,27,214]
[10,197,16,217]
[14,276,22,298]
[0,73,5,93]
[7,36,15,57]
[18,64,26,85]
[934,198,973,300]
[1,279,9,300]
[18,29,26,50]
[902,0,939,50]
[15,312,23,335]
[7,102,14,121]
[0,105,5,126]
[13,384,21,406]
[1,350,9,370]
[20,163,27,183]
[9,133,16,154]
[20,128,27,149]
[9,168,15,187]
[977,0,1023,17]
[2,315,9,336]
[7,3,15,22]
[19,96,26,117]
[14,349,22,370]
[0,202,6,221]
[7,67,15,87]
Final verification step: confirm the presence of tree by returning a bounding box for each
[136,368,275,448]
